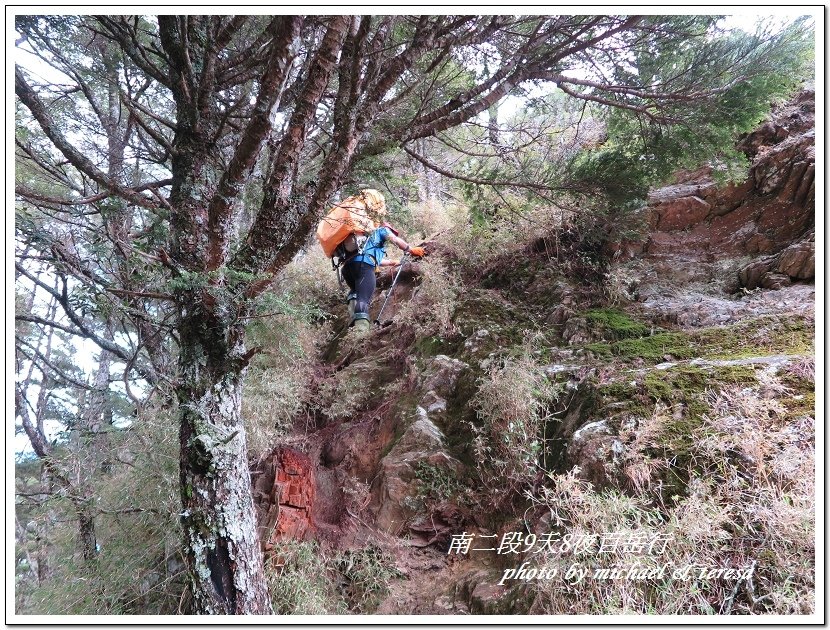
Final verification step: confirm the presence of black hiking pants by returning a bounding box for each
[342,261,376,317]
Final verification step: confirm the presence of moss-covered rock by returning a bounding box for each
[585,308,651,340]
[584,314,813,364]
[566,361,764,499]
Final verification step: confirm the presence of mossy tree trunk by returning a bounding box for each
[177,298,271,614]
[76,508,98,563]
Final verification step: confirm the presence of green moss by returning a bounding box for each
[587,332,695,361]
[690,316,814,360]
[596,379,650,418]
[583,315,814,365]
[451,289,534,352]
[596,363,760,501]
[413,335,447,358]
[643,365,757,416]
[783,390,816,420]
[643,368,707,420]
[585,308,650,340]
[708,364,760,385]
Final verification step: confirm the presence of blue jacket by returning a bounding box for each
[351,226,391,267]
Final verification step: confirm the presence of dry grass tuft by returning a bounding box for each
[394,257,460,337]
[527,372,815,615]
[471,350,561,509]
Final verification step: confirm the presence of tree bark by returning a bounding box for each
[177,302,272,614]
[76,506,98,562]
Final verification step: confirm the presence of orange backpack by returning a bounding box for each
[316,190,385,258]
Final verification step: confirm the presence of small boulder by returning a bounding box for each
[777,238,815,280]
[421,390,447,415]
[738,258,775,290]
[761,272,793,291]
[567,420,626,488]
[373,410,463,533]
[422,355,469,398]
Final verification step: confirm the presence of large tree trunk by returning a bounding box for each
[177,304,272,614]
[76,506,98,562]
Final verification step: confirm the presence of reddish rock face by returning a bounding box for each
[629,87,815,262]
[711,179,754,216]
[709,203,757,251]
[654,196,711,231]
[251,447,316,551]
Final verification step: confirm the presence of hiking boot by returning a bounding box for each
[352,313,371,334]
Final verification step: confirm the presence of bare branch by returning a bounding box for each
[205,16,304,270]
[15,264,155,382]
[16,338,95,391]
[16,67,164,212]
[402,144,577,194]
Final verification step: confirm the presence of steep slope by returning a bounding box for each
[249,88,816,616]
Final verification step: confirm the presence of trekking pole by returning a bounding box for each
[374,254,409,325]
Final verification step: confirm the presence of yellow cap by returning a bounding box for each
[361,189,386,217]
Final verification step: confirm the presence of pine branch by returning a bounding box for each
[15,67,164,212]
[205,16,304,270]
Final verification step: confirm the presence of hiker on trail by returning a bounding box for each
[342,197,425,332]
[316,189,424,332]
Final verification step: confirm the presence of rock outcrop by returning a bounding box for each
[251,447,317,551]
[641,87,815,263]
[739,231,815,289]
[372,411,462,534]
[372,354,468,535]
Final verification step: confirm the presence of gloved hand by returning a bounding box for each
[408,246,425,257]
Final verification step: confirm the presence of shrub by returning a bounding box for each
[265,541,399,615]
[243,312,318,454]
[312,364,374,422]
[471,351,562,509]
[334,546,400,613]
[407,199,458,242]
[266,540,344,615]
[16,408,184,615]
[394,257,460,337]
[242,249,337,454]
[415,461,463,504]
[277,247,342,309]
